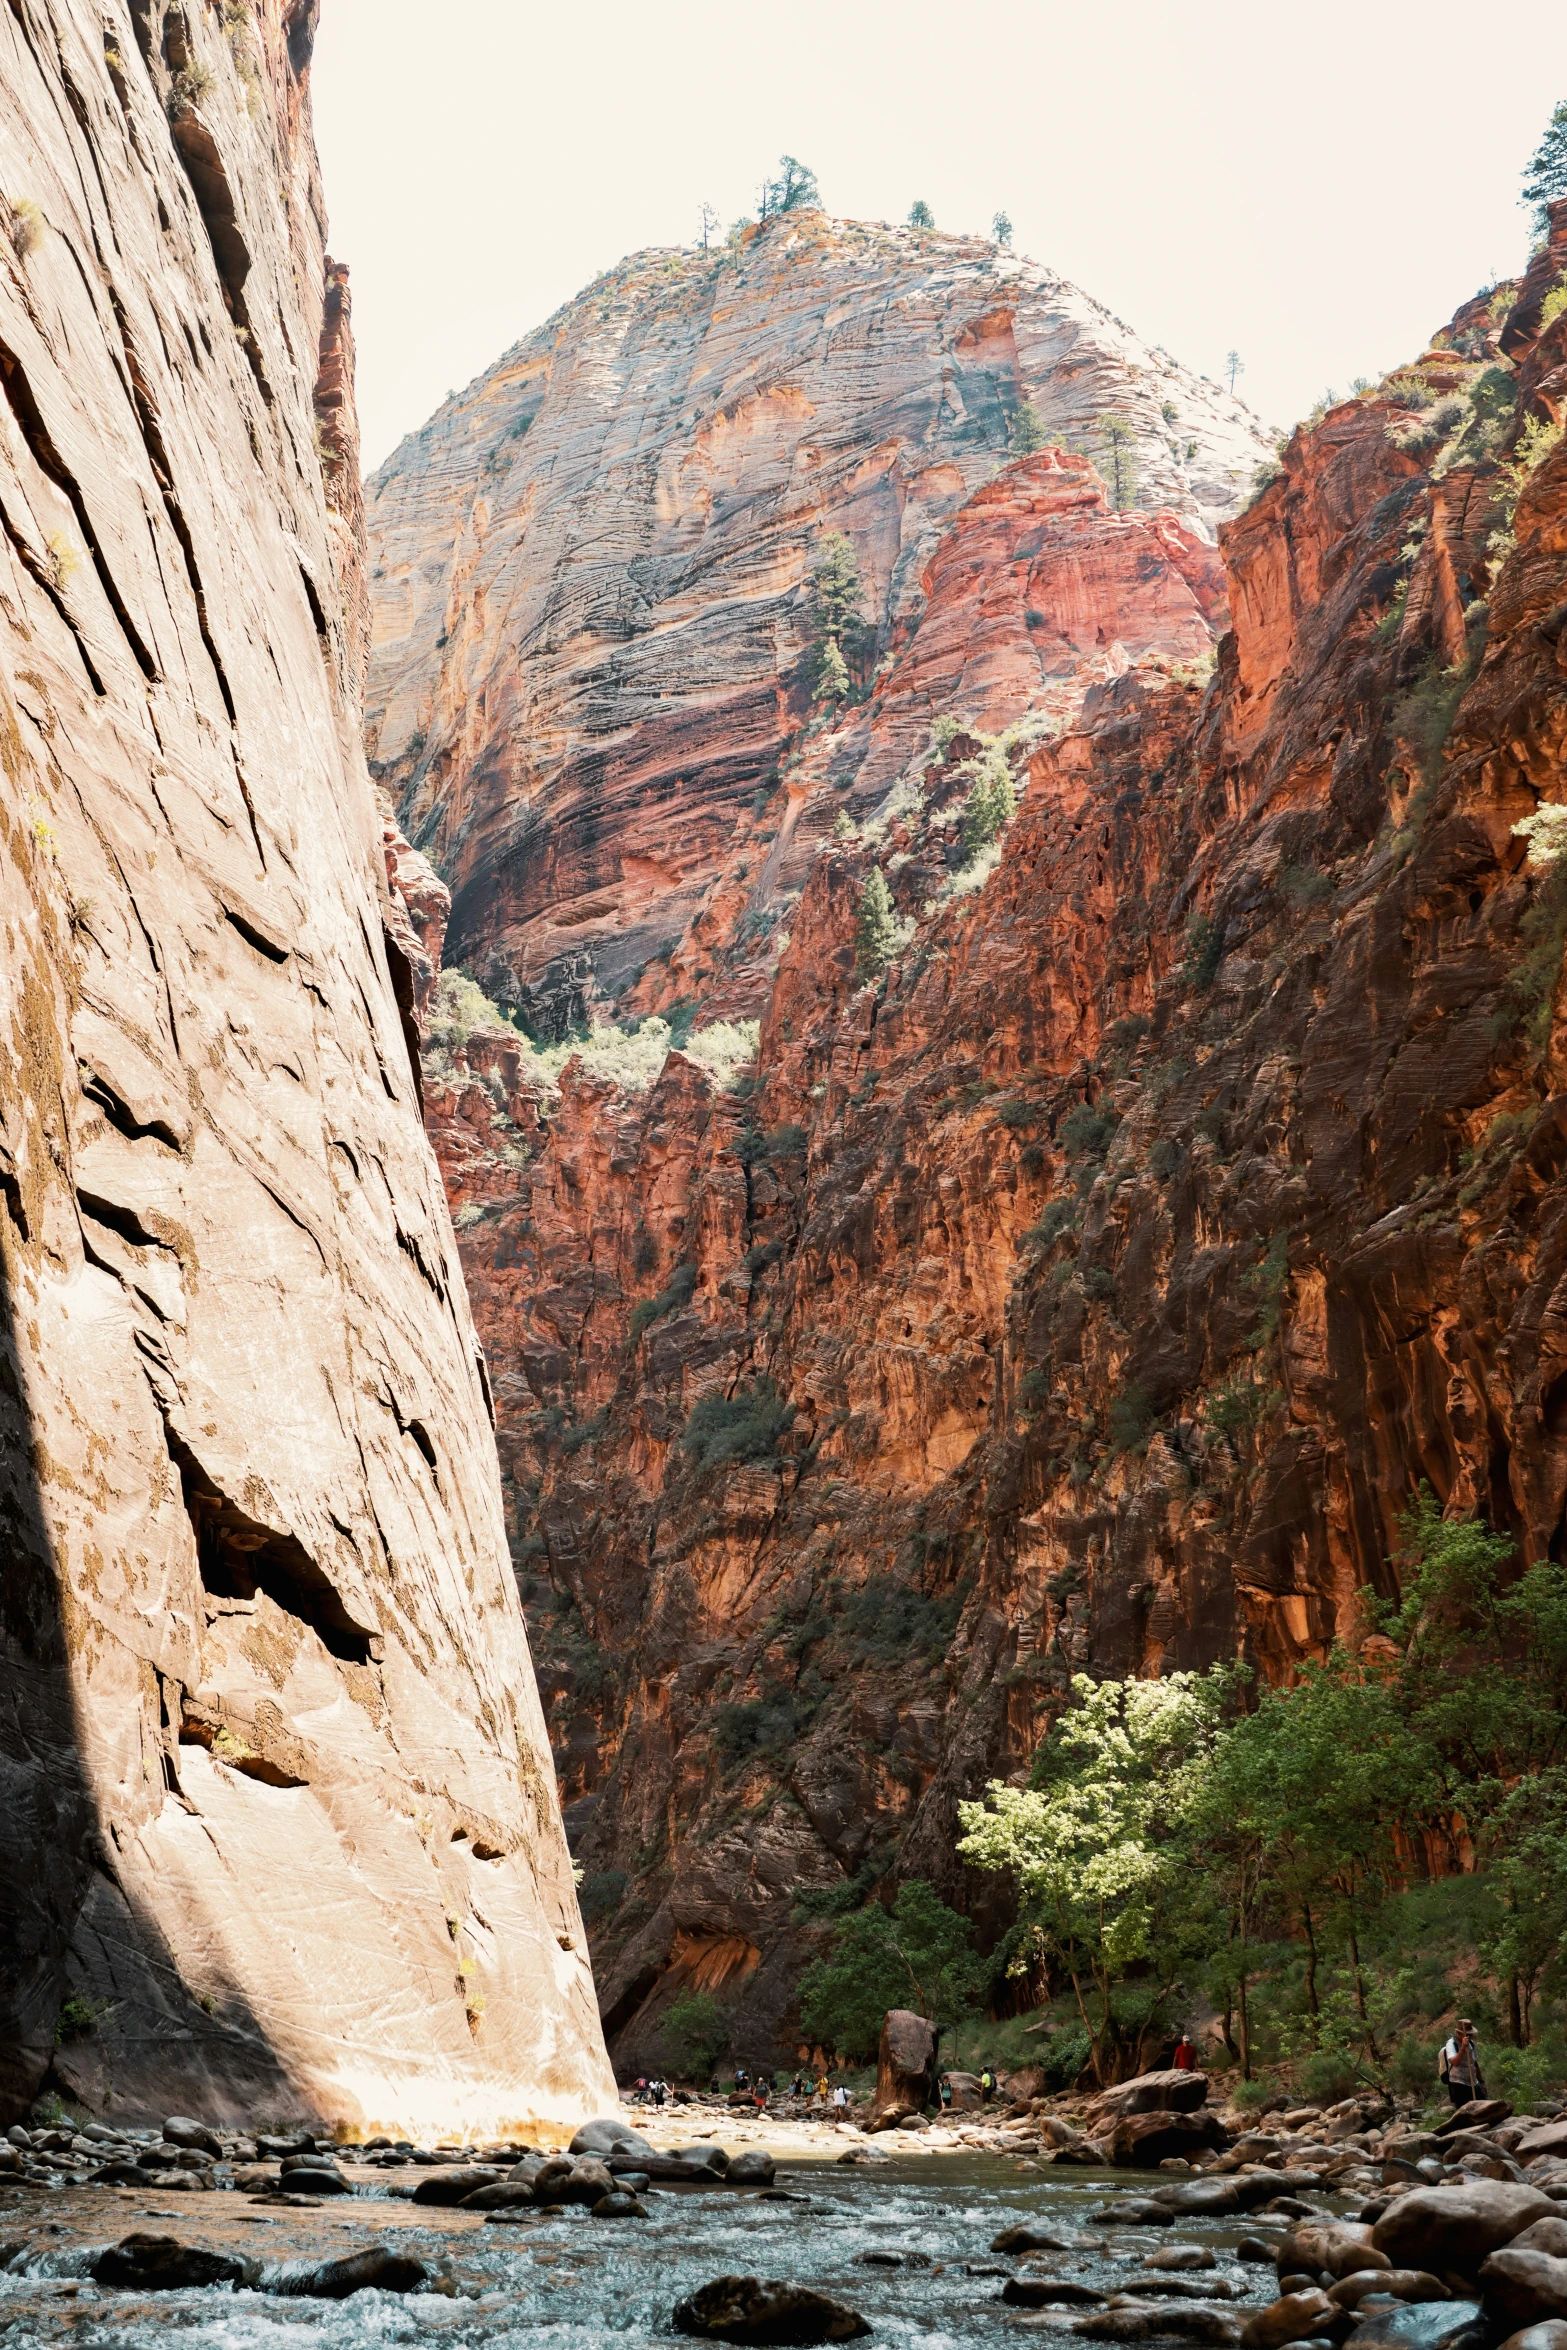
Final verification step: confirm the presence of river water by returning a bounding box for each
[0,2157,1294,2348]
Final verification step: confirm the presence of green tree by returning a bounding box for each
[805,531,869,703]
[959,1672,1228,2082]
[1523,101,1567,237]
[1011,399,1046,455]
[908,199,934,230]
[992,210,1013,247]
[854,867,897,980]
[657,1990,726,2078]
[958,741,1017,861]
[1226,349,1244,394]
[1098,413,1139,509]
[698,200,720,251]
[797,1881,988,2059]
[763,156,820,218]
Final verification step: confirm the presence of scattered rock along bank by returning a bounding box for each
[0,0,609,2131]
[373,210,1567,2068]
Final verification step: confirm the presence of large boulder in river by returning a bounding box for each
[411,2164,505,2206]
[673,2273,872,2343]
[1373,2183,1557,2279]
[1240,2291,1336,2349]
[1435,2103,1513,2138]
[572,2117,655,2160]
[1114,2108,1227,2167]
[92,2236,248,2291]
[1480,2228,1567,2331]
[1495,2328,1567,2350]
[1086,2069,1212,2133]
[1342,2304,1486,2350]
[869,2009,939,2126]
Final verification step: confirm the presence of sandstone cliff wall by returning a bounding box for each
[365,216,1270,1039]
[377,197,1567,2072]
[0,0,612,2128]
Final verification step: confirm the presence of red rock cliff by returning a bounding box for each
[0,0,612,2127]
[392,207,1567,2074]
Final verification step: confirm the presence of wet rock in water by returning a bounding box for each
[1342,2303,1486,2350]
[966,2263,1010,2278]
[484,2210,537,2226]
[412,2165,506,2205]
[1078,2307,1244,2343]
[1159,2179,1287,2218]
[1495,2327,1567,2350]
[1089,2199,1175,2226]
[163,2119,223,2160]
[1330,2272,1448,2309]
[1115,2111,1228,2167]
[1146,2246,1218,2271]
[89,2164,154,2189]
[1276,2223,1383,2280]
[573,2118,656,2161]
[538,2157,616,2206]
[854,2249,931,2268]
[1003,2277,1108,2306]
[727,2150,778,2188]
[462,2181,537,2210]
[1373,2185,1556,2278]
[266,2246,428,2297]
[673,2273,872,2343]
[1238,2242,1279,2265]
[1480,2248,1567,2331]
[592,2191,648,2219]
[1241,2291,1337,2348]
[91,2235,249,2291]
[277,2165,352,2196]
[993,2224,1102,2254]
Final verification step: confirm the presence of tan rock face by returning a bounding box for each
[393,207,1567,2074]
[0,0,611,2129]
[364,214,1270,1039]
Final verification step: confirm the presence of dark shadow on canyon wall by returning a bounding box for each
[0,1231,299,2126]
[0,1216,95,2123]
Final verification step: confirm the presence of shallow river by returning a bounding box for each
[0,2157,1297,2348]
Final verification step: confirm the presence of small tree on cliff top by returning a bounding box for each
[762,156,820,218]
[1522,101,1567,238]
[908,199,935,230]
[1011,398,1046,456]
[855,867,898,980]
[1098,412,1139,510]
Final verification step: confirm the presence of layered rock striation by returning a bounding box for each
[365,214,1269,1038]
[0,0,611,2128]
[384,202,1567,2071]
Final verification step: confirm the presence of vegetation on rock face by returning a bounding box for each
[805,532,871,706]
[681,1378,796,1473]
[1523,100,1567,236]
[960,1494,1567,2091]
[854,867,898,979]
[797,1880,989,2057]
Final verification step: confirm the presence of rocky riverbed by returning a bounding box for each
[9,2103,1563,2349]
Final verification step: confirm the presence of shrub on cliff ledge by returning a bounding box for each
[681,1378,795,1472]
[805,532,871,704]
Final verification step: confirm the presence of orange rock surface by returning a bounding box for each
[399,210,1567,2073]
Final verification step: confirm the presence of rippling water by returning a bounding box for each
[0,2158,1288,2348]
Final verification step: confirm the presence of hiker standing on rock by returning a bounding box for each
[1441,2018,1485,2105]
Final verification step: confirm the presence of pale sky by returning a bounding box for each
[311,0,1562,476]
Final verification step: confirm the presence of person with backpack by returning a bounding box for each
[980,2067,995,2102]
[1440,2019,1485,2105]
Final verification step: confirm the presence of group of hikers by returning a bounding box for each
[630,2067,853,2111]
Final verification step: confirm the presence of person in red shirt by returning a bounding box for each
[1172,2034,1197,2070]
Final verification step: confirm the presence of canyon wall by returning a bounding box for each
[374,206,1567,2073]
[364,214,1269,1038]
[0,0,611,2129]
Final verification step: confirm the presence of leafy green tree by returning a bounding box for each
[1098,413,1139,509]
[658,1990,726,2078]
[1523,101,1567,236]
[805,531,869,703]
[1011,399,1046,455]
[854,867,897,980]
[992,210,1013,247]
[908,199,934,230]
[958,742,1017,861]
[797,1881,989,2059]
[763,156,820,218]
[959,1672,1229,2082]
